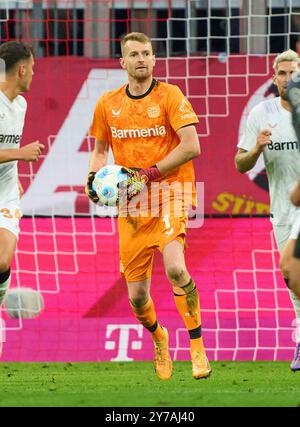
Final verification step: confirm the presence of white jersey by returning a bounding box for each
[0,91,27,203]
[238,96,300,225]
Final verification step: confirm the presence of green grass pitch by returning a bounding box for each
[0,361,299,407]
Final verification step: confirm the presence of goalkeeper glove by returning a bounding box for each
[119,166,161,201]
[85,171,99,204]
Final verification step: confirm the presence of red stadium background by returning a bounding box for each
[19,56,272,216]
[1,54,296,363]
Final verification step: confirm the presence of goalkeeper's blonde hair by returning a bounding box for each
[273,49,299,72]
[121,32,152,57]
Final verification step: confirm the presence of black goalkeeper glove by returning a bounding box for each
[85,171,99,204]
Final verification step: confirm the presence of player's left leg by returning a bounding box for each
[163,239,211,379]
[0,228,17,305]
[280,237,300,371]
[118,215,172,380]
[0,228,17,358]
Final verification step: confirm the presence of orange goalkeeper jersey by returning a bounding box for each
[90,79,199,206]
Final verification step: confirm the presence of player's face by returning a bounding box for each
[273,61,298,100]
[19,55,34,92]
[120,41,155,82]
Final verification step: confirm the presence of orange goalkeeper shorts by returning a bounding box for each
[118,206,188,283]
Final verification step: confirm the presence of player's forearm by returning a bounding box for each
[235,147,262,174]
[89,150,107,172]
[156,140,200,175]
[0,149,23,164]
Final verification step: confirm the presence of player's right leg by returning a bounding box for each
[0,227,17,358]
[126,278,173,380]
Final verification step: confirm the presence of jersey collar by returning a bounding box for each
[125,79,158,100]
[0,90,17,110]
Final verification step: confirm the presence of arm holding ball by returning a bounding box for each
[85,139,109,204]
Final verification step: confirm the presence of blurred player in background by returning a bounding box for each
[287,70,300,300]
[0,41,44,357]
[86,32,211,380]
[235,49,300,371]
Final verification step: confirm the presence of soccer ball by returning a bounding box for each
[4,287,44,319]
[92,165,128,206]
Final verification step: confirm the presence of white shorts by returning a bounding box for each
[273,209,300,254]
[0,201,22,239]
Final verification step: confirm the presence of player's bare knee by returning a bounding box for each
[166,265,186,284]
[129,290,148,308]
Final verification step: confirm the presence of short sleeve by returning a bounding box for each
[89,97,109,141]
[238,107,260,151]
[166,85,199,132]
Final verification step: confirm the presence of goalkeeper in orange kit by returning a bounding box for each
[85,32,211,380]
